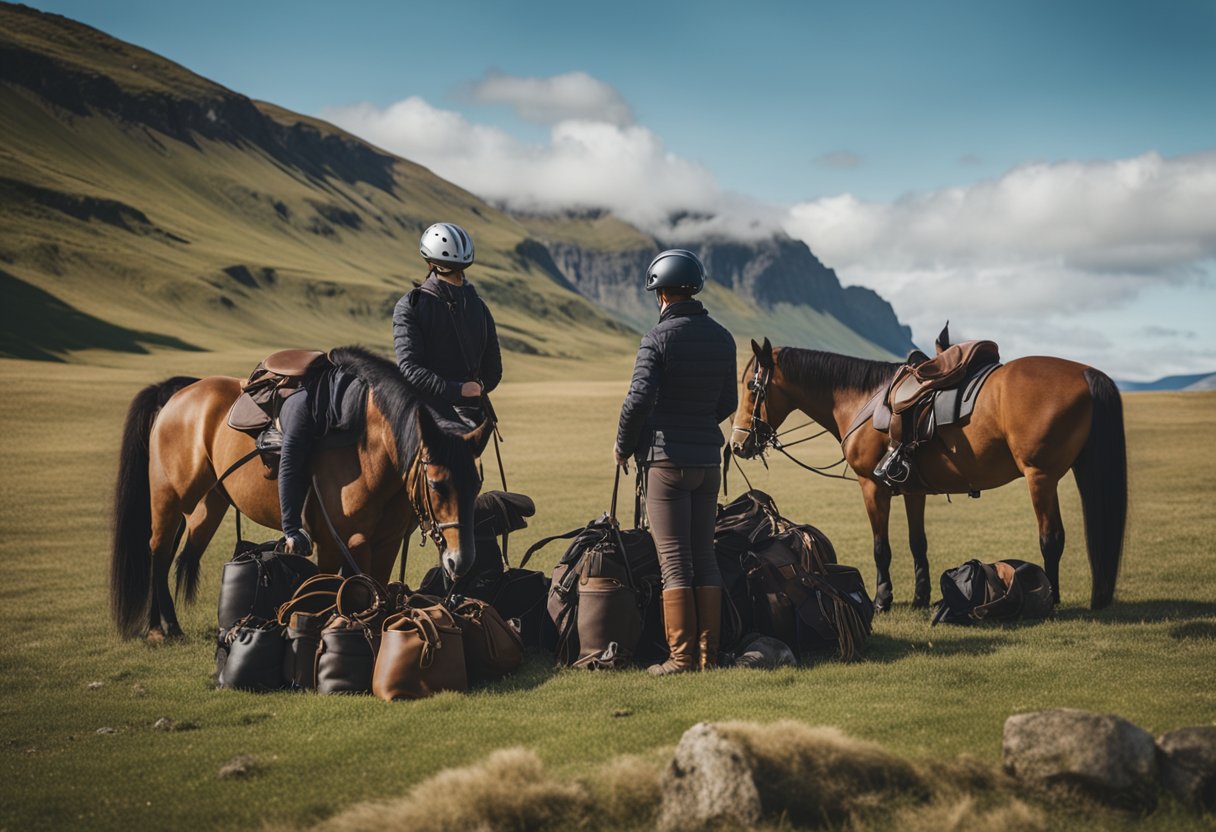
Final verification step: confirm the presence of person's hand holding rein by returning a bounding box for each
[461,381,483,398]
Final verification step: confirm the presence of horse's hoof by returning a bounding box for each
[146,628,166,645]
[163,625,185,640]
[874,593,893,613]
[911,596,931,610]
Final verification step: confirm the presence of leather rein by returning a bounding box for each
[733,362,855,482]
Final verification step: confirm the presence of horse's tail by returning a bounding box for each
[111,376,198,638]
[1072,368,1128,610]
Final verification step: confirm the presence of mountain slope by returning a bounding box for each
[0,2,912,366]
[0,3,632,362]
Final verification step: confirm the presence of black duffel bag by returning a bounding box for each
[215,539,317,680]
[218,616,285,692]
[931,559,1055,626]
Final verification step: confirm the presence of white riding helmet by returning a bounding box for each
[420,223,475,269]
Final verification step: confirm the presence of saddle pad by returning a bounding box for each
[227,393,272,432]
[932,362,1000,428]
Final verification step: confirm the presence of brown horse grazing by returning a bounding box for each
[111,346,491,641]
[731,338,1127,611]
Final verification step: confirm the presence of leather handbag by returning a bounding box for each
[218,616,285,692]
[276,573,343,690]
[372,601,467,701]
[450,595,524,683]
[315,616,378,695]
[314,575,390,695]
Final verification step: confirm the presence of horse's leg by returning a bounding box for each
[147,480,186,642]
[861,478,895,612]
[904,493,931,608]
[1026,468,1065,603]
[174,489,230,605]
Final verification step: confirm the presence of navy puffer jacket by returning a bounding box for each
[616,300,738,466]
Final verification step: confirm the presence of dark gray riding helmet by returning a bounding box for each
[420,222,475,269]
[645,249,705,294]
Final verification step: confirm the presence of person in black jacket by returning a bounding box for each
[393,222,502,427]
[615,250,737,674]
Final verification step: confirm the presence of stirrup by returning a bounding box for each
[874,445,910,486]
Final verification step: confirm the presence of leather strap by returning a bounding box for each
[312,475,363,576]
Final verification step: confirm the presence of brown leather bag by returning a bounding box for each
[276,573,342,690]
[372,601,467,701]
[450,596,524,683]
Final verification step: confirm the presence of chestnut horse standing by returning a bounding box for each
[731,338,1127,611]
[111,346,490,640]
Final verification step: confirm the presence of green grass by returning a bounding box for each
[0,350,1213,831]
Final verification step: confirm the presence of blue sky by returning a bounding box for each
[25,0,1216,378]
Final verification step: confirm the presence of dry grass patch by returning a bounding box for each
[312,748,590,832]
[717,720,930,826]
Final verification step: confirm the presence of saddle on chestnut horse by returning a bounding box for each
[225,349,357,479]
[868,325,1001,492]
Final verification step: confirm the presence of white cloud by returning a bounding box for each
[324,94,723,228]
[782,151,1216,375]
[466,70,634,127]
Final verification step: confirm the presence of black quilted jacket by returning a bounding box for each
[392,274,502,405]
[616,300,738,466]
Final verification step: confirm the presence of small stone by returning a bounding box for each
[612,709,633,718]
[96,727,118,735]
[218,754,259,779]
[1003,709,1158,810]
[86,681,104,690]
[131,683,146,698]
[153,718,175,732]
[730,634,796,669]
[1157,726,1216,812]
[658,722,762,832]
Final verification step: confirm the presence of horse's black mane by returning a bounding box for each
[328,345,474,477]
[776,347,902,394]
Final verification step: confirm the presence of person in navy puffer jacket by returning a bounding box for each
[615,249,737,674]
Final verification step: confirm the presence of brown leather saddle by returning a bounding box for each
[866,330,1001,492]
[226,349,352,479]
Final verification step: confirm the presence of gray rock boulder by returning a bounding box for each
[1157,726,1216,812]
[1003,709,1158,809]
[657,722,761,832]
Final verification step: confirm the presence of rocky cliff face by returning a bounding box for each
[514,211,915,356]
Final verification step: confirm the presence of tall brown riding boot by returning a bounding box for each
[647,588,698,676]
[694,586,722,670]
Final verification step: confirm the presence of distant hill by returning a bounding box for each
[0,2,912,364]
[1116,372,1216,392]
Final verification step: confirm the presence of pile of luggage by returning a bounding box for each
[215,491,543,699]
[522,487,875,670]
[214,487,878,695]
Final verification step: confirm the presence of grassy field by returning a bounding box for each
[0,347,1213,831]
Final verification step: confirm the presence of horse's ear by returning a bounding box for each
[751,338,763,358]
[758,337,774,369]
[463,418,494,457]
[935,321,951,354]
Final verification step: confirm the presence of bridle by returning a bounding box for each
[734,360,855,481]
[407,450,461,551]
